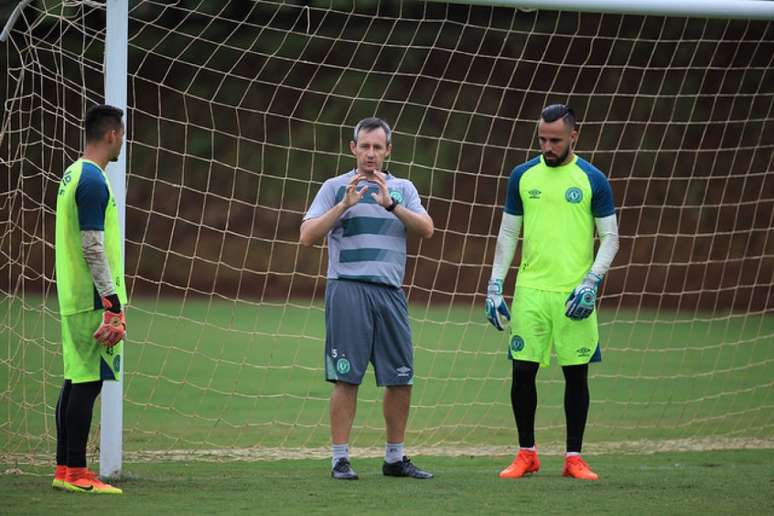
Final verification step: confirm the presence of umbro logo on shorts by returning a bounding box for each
[576,347,591,357]
[396,366,411,377]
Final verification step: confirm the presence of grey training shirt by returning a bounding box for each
[303,170,427,287]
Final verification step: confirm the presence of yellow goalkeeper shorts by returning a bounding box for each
[62,310,122,383]
[508,286,601,367]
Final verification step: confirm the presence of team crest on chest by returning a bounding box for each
[565,187,583,203]
[389,189,403,204]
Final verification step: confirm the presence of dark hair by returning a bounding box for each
[353,117,392,144]
[541,104,576,129]
[84,104,124,143]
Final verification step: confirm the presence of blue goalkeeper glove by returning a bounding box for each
[485,279,511,331]
[565,272,604,320]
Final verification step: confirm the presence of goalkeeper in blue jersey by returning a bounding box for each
[486,104,619,480]
[53,105,127,494]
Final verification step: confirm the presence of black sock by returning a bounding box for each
[511,360,540,448]
[562,363,589,453]
[65,380,103,468]
[55,380,72,465]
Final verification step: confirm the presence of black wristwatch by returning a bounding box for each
[385,198,399,212]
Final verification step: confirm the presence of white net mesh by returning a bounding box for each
[2,0,773,464]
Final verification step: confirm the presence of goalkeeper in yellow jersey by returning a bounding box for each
[52,105,127,494]
[486,104,619,480]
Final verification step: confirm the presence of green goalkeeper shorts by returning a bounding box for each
[509,286,601,367]
[62,310,122,383]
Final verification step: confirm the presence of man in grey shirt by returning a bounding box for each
[300,117,434,480]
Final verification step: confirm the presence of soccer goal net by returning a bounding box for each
[2,0,773,465]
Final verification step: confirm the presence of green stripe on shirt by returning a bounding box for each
[342,217,404,237]
[339,248,404,265]
[337,274,392,284]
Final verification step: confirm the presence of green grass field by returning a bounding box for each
[2,296,773,514]
[2,296,773,457]
[3,451,773,515]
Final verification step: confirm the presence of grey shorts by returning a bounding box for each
[324,279,413,386]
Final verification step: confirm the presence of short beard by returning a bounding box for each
[543,147,570,167]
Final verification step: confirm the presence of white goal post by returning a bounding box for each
[100,0,128,480]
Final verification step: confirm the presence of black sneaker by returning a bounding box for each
[331,458,359,480]
[382,456,433,479]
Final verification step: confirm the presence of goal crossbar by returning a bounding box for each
[437,0,774,20]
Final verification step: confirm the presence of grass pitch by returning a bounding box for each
[3,450,773,515]
[3,297,772,454]
[2,297,773,515]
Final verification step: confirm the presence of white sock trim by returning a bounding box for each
[332,443,349,468]
[385,442,404,464]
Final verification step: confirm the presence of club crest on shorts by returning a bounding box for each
[565,187,583,203]
[510,335,525,353]
[113,354,121,372]
[336,357,351,375]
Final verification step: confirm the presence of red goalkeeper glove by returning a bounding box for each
[93,295,126,348]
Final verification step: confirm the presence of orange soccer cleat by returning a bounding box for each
[562,455,599,480]
[52,465,67,490]
[63,467,123,494]
[499,449,540,479]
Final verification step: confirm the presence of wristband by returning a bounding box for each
[101,293,122,314]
